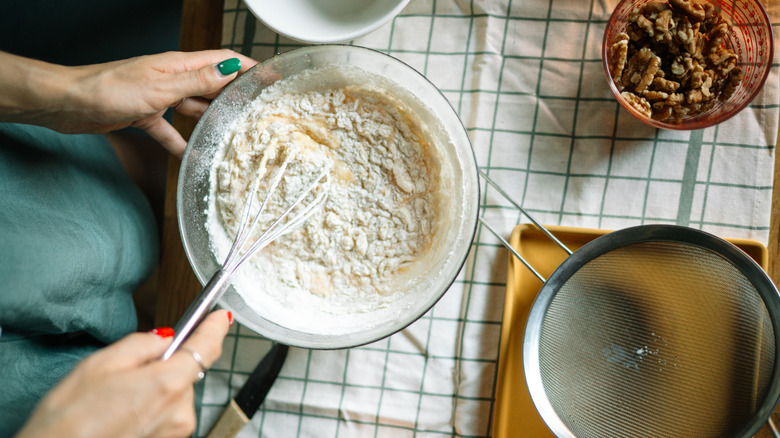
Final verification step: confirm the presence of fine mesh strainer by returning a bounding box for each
[478,172,780,438]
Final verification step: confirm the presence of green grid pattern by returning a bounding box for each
[198,1,780,436]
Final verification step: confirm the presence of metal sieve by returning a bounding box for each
[479,172,780,438]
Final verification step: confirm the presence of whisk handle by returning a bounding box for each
[161,269,231,361]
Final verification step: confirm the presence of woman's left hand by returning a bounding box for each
[0,50,257,157]
[62,50,257,157]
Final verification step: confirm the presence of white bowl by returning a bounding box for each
[244,0,410,44]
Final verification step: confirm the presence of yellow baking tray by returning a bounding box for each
[492,224,768,438]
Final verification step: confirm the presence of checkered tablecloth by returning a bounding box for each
[196,1,780,437]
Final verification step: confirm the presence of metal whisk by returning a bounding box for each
[162,156,331,360]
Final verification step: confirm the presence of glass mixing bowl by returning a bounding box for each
[177,45,480,349]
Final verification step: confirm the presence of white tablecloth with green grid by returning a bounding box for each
[196,1,780,436]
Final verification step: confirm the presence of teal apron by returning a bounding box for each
[0,123,159,436]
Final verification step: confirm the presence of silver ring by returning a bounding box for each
[181,347,207,380]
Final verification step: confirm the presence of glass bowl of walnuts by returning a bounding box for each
[603,0,773,130]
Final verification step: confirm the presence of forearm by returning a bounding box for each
[0,51,76,127]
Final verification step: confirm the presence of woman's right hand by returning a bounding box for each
[15,310,233,438]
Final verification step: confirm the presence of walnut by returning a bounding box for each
[701,3,720,28]
[652,92,686,121]
[700,74,713,99]
[707,22,729,52]
[708,49,738,76]
[607,0,742,122]
[652,8,677,46]
[666,93,685,106]
[622,47,661,93]
[652,77,680,92]
[644,1,670,15]
[676,18,703,57]
[622,91,653,118]
[655,9,675,34]
[626,24,646,42]
[689,100,716,114]
[687,89,703,104]
[643,90,669,100]
[628,6,643,22]
[720,67,743,101]
[670,0,705,21]
[636,13,656,36]
[652,104,674,121]
[670,55,693,77]
[609,33,630,85]
[672,103,693,119]
[690,63,705,88]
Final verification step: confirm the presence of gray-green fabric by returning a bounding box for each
[0,123,159,437]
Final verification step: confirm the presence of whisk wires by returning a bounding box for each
[222,156,332,274]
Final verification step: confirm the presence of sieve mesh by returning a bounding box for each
[536,240,775,438]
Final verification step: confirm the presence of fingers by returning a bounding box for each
[159,49,257,76]
[148,390,197,438]
[131,51,259,156]
[168,52,256,102]
[171,62,235,100]
[138,115,188,158]
[141,310,231,435]
[166,310,233,383]
[83,331,172,372]
[146,51,258,156]
[171,96,210,120]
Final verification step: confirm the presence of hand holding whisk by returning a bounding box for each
[162,155,331,360]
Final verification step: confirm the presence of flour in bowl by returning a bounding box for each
[207,71,441,332]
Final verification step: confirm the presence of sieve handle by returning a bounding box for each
[478,217,547,283]
[161,269,231,361]
[479,169,572,256]
[477,169,573,283]
[768,418,780,438]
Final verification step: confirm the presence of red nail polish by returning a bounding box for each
[150,327,175,338]
[227,311,234,327]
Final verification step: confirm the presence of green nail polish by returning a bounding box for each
[217,58,241,76]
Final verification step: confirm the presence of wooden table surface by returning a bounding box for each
[156,0,780,436]
[154,0,222,328]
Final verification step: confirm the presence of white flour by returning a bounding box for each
[207,71,440,333]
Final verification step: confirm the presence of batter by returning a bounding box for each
[208,72,441,330]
